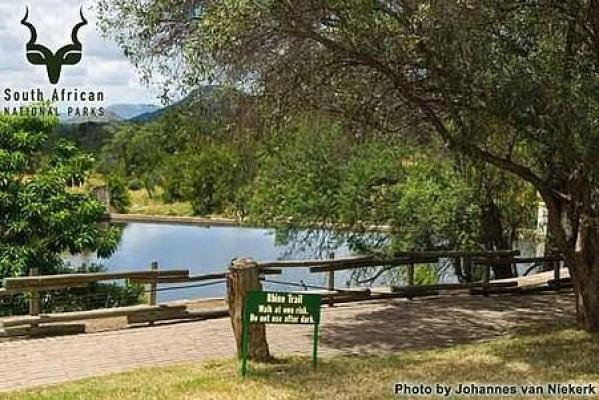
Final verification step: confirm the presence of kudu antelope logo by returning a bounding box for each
[20,7,88,84]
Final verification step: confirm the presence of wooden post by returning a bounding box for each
[149,261,158,306]
[147,261,158,326]
[227,258,271,361]
[464,256,471,281]
[327,252,335,307]
[482,264,490,296]
[406,261,415,299]
[29,268,40,329]
[407,262,415,287]
[553,260,561,281]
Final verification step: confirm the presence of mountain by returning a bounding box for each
[131,86,219,123]
[62,109,123,124]
[130,106,167,123]
[61,104,162,124]
[105,104,162,120]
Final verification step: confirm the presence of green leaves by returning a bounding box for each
[247,116,535,259]
[0,115,119,281]
[249,119,349,225]
[186,143,245,216]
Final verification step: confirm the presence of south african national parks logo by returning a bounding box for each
[20,7,88,84]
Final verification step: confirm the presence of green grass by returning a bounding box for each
[4,328,598,399]
[127,188,194,216]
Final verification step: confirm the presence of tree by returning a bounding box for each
[249,117,535,282]
[250,119,350,225]
[100,124,166,198]
[98,86,262,216]
[99,1,599,331]
[185,143,245,215]
[105,174,132,213]
[0,114,120,280]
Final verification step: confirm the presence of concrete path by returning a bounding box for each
[0,292,575,393]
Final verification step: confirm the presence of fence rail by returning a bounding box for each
[0,251,570,337]
[3,270,189,291]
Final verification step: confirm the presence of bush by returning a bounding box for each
[161,157,189,203]
[186,145,243,215]
[0,114,120,280]
[106,175,132,213]
[128,178,142,191]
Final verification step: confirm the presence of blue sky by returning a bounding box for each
[0,0,161,107]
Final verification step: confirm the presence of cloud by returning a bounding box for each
[0,0,161,106]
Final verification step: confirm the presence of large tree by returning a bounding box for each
[0,114,119,280]
[250,117,536,280]
[99,1,599,330]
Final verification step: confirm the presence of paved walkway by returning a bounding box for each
[0,292,574,393]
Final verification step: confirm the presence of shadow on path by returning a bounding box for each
[319,292,575,354]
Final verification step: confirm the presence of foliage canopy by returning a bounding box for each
[0,114,119,280]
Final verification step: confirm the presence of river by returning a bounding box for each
[66,222,353,302]
[65,222,540,302]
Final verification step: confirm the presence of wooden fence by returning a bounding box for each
[258,251,567,304]
[0,263,281,336]
[0,251,568,337]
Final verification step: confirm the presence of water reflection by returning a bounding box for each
[65,223,540,302]
[66,223,352,301]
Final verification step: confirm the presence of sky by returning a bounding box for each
[0,0,162,108]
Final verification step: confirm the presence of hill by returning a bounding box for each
[131,86,219,122]
[62,109,123,125]
[106,104,162,120]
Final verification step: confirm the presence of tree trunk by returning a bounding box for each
[480,201,515,279]
[570,220,599,331]
[544,202,560,259]
[226,257,271,360]
[545,192,599,332]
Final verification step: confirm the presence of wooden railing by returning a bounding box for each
[0,251,569,337]
[0,263,282,336]
[258,250,568,305]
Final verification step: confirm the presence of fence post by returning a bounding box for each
[482,263,490,296]
[226,258,271,361]
[149,261,158,306]
[327,252,335,307]
[29,268,40,329]
[464,256,471,281]
[407,262,415,287]
[406,261,415,299]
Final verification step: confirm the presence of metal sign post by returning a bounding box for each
[240,290,322,376]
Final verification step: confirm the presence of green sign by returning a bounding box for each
[241,291,321,376]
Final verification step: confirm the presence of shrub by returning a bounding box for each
[106,174,131,213]
[127,178,142,191]
[186,145,243,215]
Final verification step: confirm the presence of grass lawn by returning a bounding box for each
[4,327,598,400]
[127,188,194,216]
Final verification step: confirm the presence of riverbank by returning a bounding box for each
[120,188,392,232]
[104,213,393,233]
[105,213,241,227]
[126,188,196,217]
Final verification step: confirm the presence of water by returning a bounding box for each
[65,222,541,302]
[66,223,353,302]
